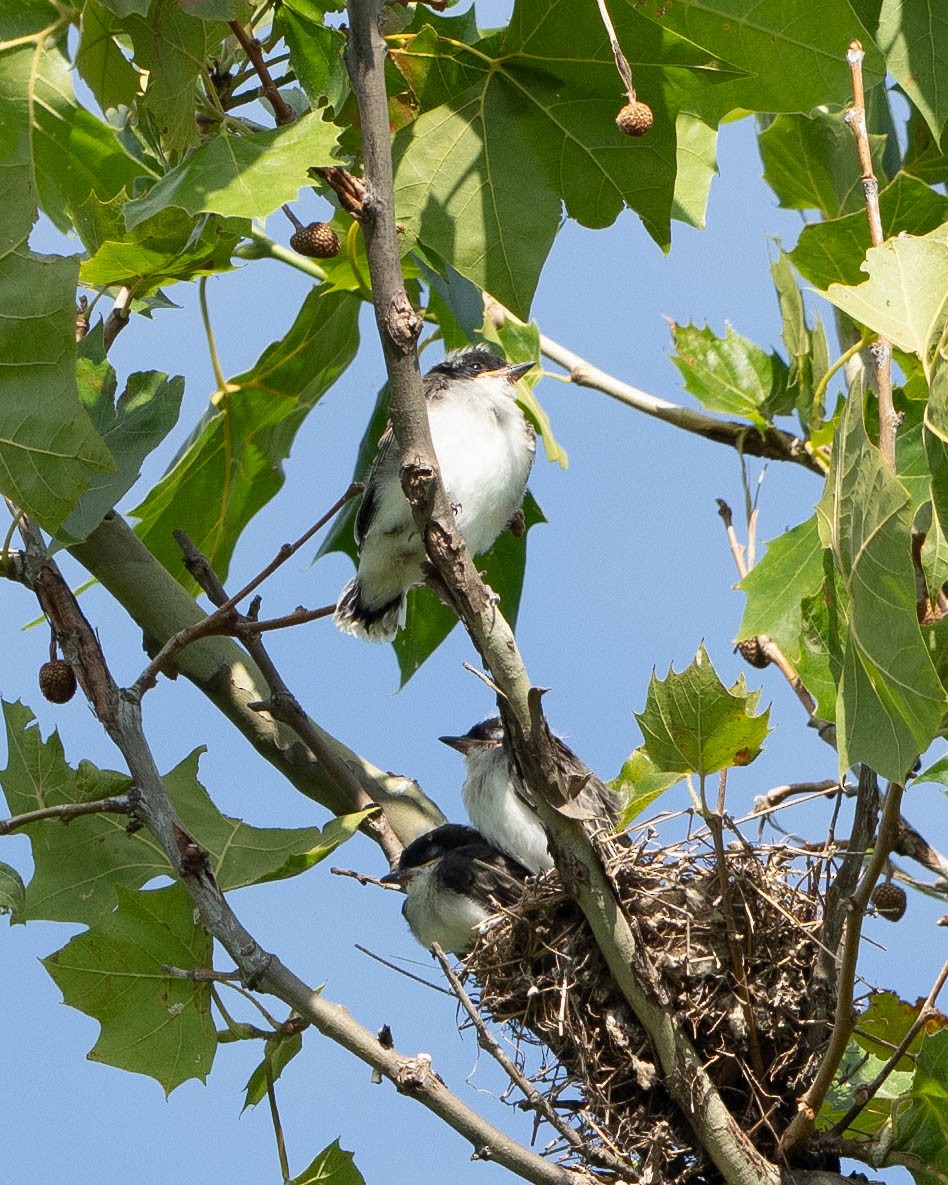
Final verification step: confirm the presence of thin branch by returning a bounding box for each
[780,776,903,1156]
[484,297,826,475]
[592,0,635,99]
[828,951,948,1136]
[345,4,780,1183]
[751,781,842,816]
[10,517,584,1185]
[844,40,896,471]
[228,19,296,125]
[431,944,637,1180]
[132,484,362,695]
[0,795,131,835]
[102,286,132,352]
[66,512,444,842]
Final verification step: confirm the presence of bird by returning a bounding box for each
[334,349,536,642]
[381,823,532,954]
[439,717,622,875]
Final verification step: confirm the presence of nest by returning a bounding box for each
[463,835,831,1183]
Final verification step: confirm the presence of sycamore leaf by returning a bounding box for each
[759,110,888,219]
[390,0,732,315]
[75,0,141,112]
[821,225,948,381]
[242,1031,304,1110]
[124,112,342,228]
[889,1030,948,1182]
[610,749,682,828]
[57,327,185,544]
[42,884,216,1093]
[816,394,946,781]
[738,516,824,657]
[0,249,115,533]
[290,1140,365,1185]
[792,175,948,291]
[0,704,361,924]
[0,862,25,917]
[877,0,948,145]
[133,287,360,584]
[634,644,770,777]
[670,321,792,426]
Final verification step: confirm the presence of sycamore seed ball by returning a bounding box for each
[290,222,341,259]
[616,101,654,137]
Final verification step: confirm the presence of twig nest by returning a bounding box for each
[463,836,830,1182]
[616,101,654,137]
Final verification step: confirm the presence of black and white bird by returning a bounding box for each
[381,823,531,954]
[334,349,536,642]
[440,718,623,875]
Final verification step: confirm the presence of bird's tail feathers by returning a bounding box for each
[334,577,406,643]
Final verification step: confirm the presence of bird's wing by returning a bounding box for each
[354,426,396,544]
[440,847,530,911]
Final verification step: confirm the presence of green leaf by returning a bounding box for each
[0,861,25,917]
[759,110,888,218]
[278,1,349,113]
[0,704,357,924]
[670,321,791,426]
[877,0,948,145]
[915,752,948,787]
[0,248,115,532]
[653,0,884,121]
[610,749,682,828]
[820,224,948,381]
[133,287,360,584]
[925,366,948,545]
[31,37,151,239]
[738,516,825,655]
[634,644,770,777]
[76,0,141,112]
[792,175,948,291]
[123,1,226,153]
[290,1139,365,1185]
[391,0,727,314]
[820,1039,911,1138]
[671,112,718,229]
[393,491,546,685]
[769,249,831,430]
[890,1029,948,1181]
[242,1030,304,1110]
[124,113,342,228]
[57,329,185,544]
[816,393,946,781]
[80,207,245,296]
[42,883,216,1092]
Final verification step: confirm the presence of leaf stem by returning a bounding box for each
[845,40,896,471]
[198,276,230,396]
[592,0,636,100]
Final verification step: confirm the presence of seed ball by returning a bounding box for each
[870,882,907,922]
[737,637,771,669]
[39,659,77,704]
[616,101,654,137]
[290,222,341,258]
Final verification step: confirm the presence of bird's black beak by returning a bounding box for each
[380,868,404,886]
[506,360,534,382]
[440,734,477,754]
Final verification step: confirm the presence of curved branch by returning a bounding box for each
[483,297,826,476]
[67,513,444,846]
[344,3,780,1182]
[12,522,581,1185]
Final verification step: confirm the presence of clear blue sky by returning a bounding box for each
[2,7,933,1182]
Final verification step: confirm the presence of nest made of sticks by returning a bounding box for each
[463,834,831,1183]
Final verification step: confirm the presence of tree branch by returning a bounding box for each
[345,4,781,1182]
[11,518,588,1185]
[66,513,444,846]
[484,297,826,475]
[0,795,131,835]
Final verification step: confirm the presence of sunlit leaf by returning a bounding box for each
[877,0,948,145]
[0,862,25,917]
[635,644,770,777]
[290,1139,365,1185]
[610,748,682,828]
[670,321,792,426]
[242,1031,304,1110]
